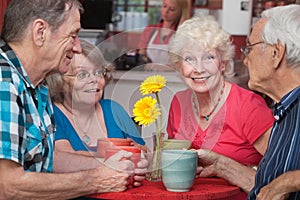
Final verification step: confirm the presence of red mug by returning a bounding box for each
[97,138,132,158]
[105,146,141,188]
[105,146,141,168]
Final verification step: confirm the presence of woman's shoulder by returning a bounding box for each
[100,99,123,109]
[52,103,65,116]
[229,83,270,106]
[142,22,163,33]
[230,83,258,98]
[174,88,192,98]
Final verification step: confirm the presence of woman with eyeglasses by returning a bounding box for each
[47,39,147,160]
[167,15,274,197]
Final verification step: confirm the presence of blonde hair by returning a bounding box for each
[175,0,191,27]
[162,0,191,29]
[169,15,235,64]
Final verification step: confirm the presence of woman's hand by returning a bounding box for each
[104,150,135,173]
[132,158,148,187]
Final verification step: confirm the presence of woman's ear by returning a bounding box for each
[272,39,286,69]
[174,61,181,71]
[32,19,47,47]
[221,61,228,71]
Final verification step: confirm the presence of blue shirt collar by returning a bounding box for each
[274,86,300,121]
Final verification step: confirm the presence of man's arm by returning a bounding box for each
[257,170,300,200]
[0,151,133,200]
[196,149,257,193]
[196,128,271,193]
[53,150,104,173]
[53,149,148,187]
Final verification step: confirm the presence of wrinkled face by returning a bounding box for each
[179,45,225,93]
[161,0,180,25]
[46,6,82,74]
[63,53,106,107]
[243,18,273,93]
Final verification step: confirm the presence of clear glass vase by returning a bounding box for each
[146,132,164,182]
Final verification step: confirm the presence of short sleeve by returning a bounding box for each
[240,93,275,145]
[102,100,145,145]
[167,95,181,139]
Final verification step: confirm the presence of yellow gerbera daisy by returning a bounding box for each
[140,75,166,95]
[133,96,161,126]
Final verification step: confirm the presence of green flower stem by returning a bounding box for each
[148,119,161,180]
[149,92,163,181]
[155,92,163,134]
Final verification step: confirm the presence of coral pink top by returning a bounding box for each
[167,83,275,166]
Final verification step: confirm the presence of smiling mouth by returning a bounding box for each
[191,76,210,81]
[84,89,100,93]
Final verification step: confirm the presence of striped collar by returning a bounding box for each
[274,86,300,121]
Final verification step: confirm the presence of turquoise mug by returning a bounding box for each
[162,149,197,192]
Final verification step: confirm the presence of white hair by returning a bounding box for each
[261,4,300,67]
[169,14,235,64]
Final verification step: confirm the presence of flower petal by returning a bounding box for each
[133,96,161,126]
[140,75,166,95]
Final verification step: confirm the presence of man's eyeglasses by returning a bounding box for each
[240,41,264,57]
[64,69,107,82]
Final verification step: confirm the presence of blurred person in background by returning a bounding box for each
[138,0,191,71]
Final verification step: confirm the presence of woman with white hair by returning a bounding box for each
[167,15,274,197]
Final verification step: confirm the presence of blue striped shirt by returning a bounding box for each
[0,40,55,172]
[248,86,300,200]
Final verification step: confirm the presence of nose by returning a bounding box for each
[73,36,82,54]
[192,60,205,73]
[242,56,248,67]
[90,73,105,84]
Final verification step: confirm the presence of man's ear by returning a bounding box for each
[32,19,47,47]
[272,39,286,69]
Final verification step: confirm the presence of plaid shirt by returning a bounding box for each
[0,40,55,172]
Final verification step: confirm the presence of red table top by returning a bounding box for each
[88,177,246,200]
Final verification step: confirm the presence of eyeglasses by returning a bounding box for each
[64,69,107,82]
[240,41,265,57]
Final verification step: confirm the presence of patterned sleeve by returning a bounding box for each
[0,81,24,164]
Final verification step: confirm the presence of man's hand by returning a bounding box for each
[195,149,219,178]
[257,172,294,200]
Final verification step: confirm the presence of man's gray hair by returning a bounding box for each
[1,0,83,43]
[261,4,300,68]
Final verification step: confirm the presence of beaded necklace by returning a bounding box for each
[192,82,225,121]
